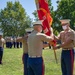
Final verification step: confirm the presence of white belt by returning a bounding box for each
[62,48,73,50]
[29,56,41,58]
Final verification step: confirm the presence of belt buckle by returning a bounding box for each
[63,48,72,50]
[63,48,68,50]
[29,56,41,58]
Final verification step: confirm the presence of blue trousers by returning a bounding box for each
[61,49,74,75]
[27,57,44,75]
[0,47,3,64]
[23,53,28,75]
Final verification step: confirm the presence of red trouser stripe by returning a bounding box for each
[70,50,74,75]
[42,58,45,75]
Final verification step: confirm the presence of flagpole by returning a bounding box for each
[53,47,58,63]
[48,5,58,63]
[50,38,58,64]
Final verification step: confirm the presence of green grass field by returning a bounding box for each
[0,47,75,75]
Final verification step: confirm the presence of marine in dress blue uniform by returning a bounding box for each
[27,20,54,75]
[54,19,74,75]
[0,32,5,64]
[16,33,29,75]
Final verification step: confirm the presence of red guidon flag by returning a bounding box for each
[35,0,57,63]
[35,0,53,36]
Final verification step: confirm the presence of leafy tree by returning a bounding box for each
[32,10,38,21]
[56,0,75,30]
[0,1,32,36]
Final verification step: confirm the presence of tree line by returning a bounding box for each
[0,0,75,36]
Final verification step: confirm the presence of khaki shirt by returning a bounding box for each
[22,38,28,53]
[0,38,5,47]
[17,37,28,53]
[5,37,13,42]
[28,30,53,56]
[58,29,74,48]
